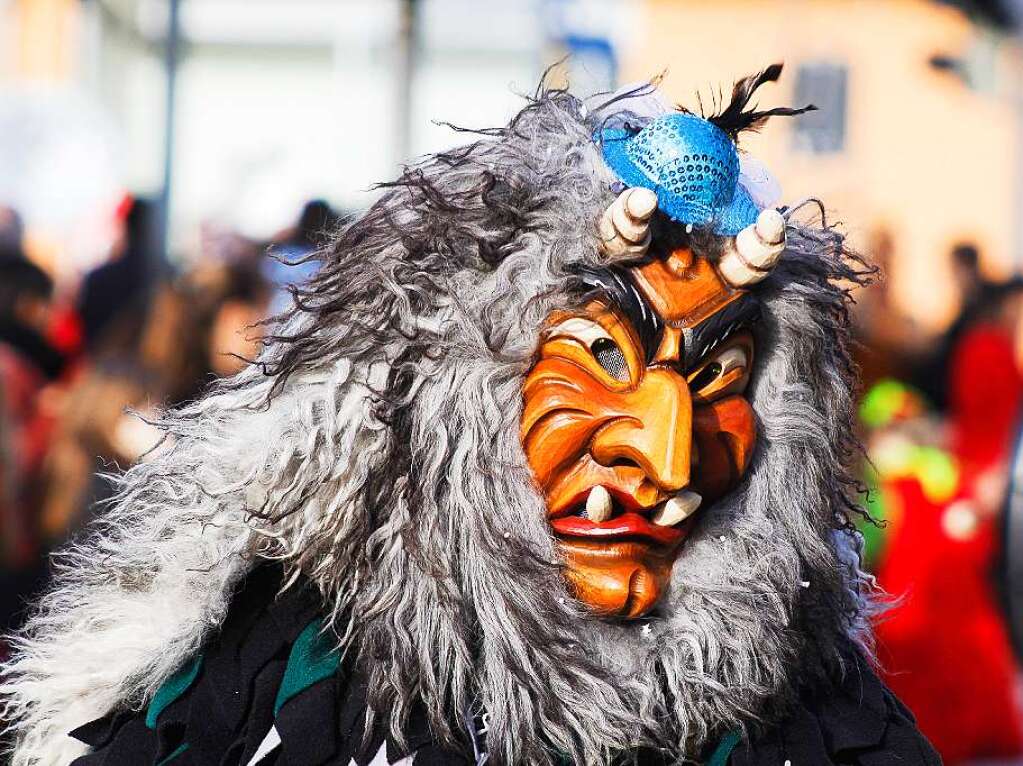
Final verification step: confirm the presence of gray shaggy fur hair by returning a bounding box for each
[1,86,873,765]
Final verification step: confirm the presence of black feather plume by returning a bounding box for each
[692,63,816,141]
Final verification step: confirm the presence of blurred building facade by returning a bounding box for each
[2,0,1022,334]
[624,0,1023,331]
[0,0,632,270]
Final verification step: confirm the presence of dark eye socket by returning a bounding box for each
[590,337,629,382]
[688,361,722,392]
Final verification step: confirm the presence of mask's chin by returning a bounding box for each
[557,537,686,619]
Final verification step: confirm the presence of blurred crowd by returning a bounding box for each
[0,197,341,661]
[853,238,1023,764]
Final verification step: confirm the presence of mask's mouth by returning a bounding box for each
[549,485,702,548]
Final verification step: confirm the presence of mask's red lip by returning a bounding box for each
[551,512,689,547]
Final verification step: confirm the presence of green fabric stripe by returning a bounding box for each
[146,655,204,730]
[706,729,742,766]
[274,618,340,715]
[155,742,189,765]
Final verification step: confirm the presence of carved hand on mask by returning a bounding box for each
[522,249,758,618]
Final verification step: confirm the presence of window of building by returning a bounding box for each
[792,62,847,154]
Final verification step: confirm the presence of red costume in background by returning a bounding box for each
[875,325,1023,764]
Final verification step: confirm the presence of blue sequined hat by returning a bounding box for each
[599,112,760,236]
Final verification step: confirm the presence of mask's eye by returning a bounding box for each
[591,337,629,382]
[547,317,631,383]
[687,344,750,401]
[688,360,723,393]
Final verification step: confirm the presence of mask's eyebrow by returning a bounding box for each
[683,294,761,372]
[576,266,662,363]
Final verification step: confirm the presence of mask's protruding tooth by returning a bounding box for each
[651,490,703,527]
[585,486,613,523]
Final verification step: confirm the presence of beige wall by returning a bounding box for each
[4,0,79,81]
[621,0,1020,330]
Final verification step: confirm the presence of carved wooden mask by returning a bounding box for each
[522,248,759,618]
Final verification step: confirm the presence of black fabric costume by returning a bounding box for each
[69,566,939,766]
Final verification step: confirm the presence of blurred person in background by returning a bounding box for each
[204,261,275,379]
[852,228,929,390]
[38,259,270,550]
[0,258,64,383]
[77,196,158,353]
[855,380,949,571]
[0,205,25,262]
[913,242,1010,411]
[994,279,1023,698]
[867,277,1023,764]
[0,253,66,645]
[263,198,342,316]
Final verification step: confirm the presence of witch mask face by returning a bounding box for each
[522,247,760,618]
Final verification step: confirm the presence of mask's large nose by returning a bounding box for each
[590,368,693,494]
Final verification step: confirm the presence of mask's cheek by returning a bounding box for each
[521,358,616,492]
[691,396,756,502]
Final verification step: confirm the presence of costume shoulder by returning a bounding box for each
[728,650,941,766]
[66,565,472,766]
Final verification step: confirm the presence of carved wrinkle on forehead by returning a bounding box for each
[574,264,761,371]
[576,266,662,363]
